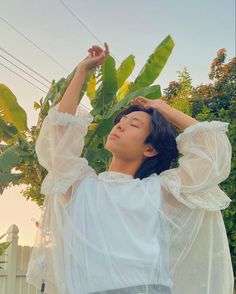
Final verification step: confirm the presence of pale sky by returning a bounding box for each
[0,0,235,246]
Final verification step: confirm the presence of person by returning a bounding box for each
[26,43,234,294]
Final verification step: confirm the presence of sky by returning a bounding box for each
[0,0,235,246]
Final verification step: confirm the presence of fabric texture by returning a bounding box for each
[26,103,234,294]
[90,284,172,294]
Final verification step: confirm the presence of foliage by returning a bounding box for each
[0,232,11,269]
[163,49,236,277]
[192,50,236,277]
[163,67,193,116]
[0,35,174,206]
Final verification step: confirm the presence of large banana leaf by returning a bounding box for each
[102,55,118,105]
[93,55,117,112]
[130,35,174,92]
[0,84,28,131]
[86,72,96,103]
[0,118,18,141]
[116,81,131,102]
[103,85,161,120]
[116,54,135,89]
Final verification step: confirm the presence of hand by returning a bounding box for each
[131,96,169,111]
[78,42,110,71]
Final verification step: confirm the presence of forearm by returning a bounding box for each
[58,65,89,115]
[155,100,198,131]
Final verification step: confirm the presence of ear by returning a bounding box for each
[143,145,158,158]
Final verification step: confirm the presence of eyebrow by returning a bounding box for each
[123,115,145,125]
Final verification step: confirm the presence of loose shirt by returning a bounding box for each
[26,103,234,294]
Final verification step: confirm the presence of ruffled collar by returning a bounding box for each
[98,171,134,182]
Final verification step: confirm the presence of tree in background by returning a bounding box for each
[163,48,236,278]
[163,67,193,116]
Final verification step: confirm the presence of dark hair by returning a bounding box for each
[113,104,179,179]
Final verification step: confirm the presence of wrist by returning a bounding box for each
[154,99,173,114]
[76,64,89,75]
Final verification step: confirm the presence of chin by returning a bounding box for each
[104,141,117,153]
[104,141,111,151]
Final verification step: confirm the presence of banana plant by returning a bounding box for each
[0,35,174,206]
[82,34,174,171]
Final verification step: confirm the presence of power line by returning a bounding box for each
[0,60,91,111]
[0,13,105,112]
[0,46,51,84]
[0,62,91,113]
[0,54,49,89]
[58,0,103,46]
[57,0,135,79]
[0,16,70,73]
[0,61,47,93]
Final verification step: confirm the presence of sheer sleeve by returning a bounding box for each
[159,120,232,211]
[35,102,95,203]
[158,121,234,294]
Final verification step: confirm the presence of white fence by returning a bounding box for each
[0,224,57,294]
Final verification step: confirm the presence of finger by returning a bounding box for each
[132,99,140,105]
[92,45,103,53]
[137,97,147,103]
[92,45,102,49]
[104,42,110,54]
[137,96,145,100]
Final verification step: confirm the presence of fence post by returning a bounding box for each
[6,224,19,294]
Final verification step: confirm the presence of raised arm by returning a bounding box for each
[35,43,110,204]
[131,96,232,210]
[131,96,198,131]
[58,43,110,115]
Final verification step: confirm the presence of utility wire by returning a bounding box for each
[0,15,70,73]
[0,60,91,112]
[58,0,103,46]
[0,54,49,89]
[56,0,137,80]
[0,14,103,111]
[0,46,51,84]
[0,61,47,93]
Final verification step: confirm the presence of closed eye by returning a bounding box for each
[131,124,139,128]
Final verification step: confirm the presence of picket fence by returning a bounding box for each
[0,224,57,294]
[1,224,235,294]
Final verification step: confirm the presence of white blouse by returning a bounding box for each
[26,103,234,294]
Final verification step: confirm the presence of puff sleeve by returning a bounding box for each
[158,121,234,294]
[35,103,95,199]
[159,120,232,211]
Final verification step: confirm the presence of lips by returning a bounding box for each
[110,133,120,139]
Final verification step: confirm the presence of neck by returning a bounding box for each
[108,156,143,176]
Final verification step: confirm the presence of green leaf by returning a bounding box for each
[0,145,26,172]
[101,55,118,106]
[0,84,28,131]
[103,85,161,120]
[0,172,24,194]
[92,56,117,112]
[145,86,162,99]
[0,241,11,256]
[0,117,18,141]
[116,55,135,88]
[130,35,174,92]
[86,72,96,103]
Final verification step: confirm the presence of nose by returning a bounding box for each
[116,120,125,131]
